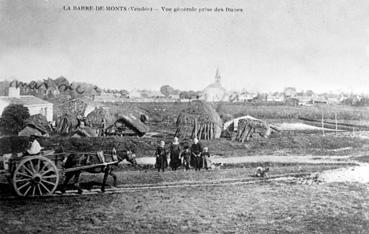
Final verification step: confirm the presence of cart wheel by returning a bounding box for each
[12,156,59,197]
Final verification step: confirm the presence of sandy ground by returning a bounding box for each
[318,163,369,183]
[277,122,339,131]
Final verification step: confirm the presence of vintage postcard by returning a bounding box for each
[1,0,369,233]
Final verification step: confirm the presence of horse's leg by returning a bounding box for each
[60,172,73,193]
[73,171,83,194]
[110,168,118,187]
[101,166,110,192]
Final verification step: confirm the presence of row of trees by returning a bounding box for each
[160,85,202,100]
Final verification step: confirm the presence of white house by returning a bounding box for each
[0,87,53,121]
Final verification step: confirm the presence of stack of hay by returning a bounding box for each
[175,100,222,140]
[55,113,79,134]
[54,98,88,118]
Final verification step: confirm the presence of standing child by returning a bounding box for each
[155,141,167,172]
[181,146,191,170]
[201,147,210,170]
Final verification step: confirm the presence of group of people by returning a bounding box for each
[154,137,210,172]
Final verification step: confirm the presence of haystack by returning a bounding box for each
[86,106,149,136]
[175,100,222,140]
[54,98,88,118]
[55,113,79,134]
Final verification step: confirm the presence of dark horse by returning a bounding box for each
[60,148,138,194]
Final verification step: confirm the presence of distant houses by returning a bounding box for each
[266,92,285,102]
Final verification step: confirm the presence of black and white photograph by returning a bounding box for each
[1,0,369,233]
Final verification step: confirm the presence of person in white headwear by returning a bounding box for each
[26,135,42,155]
[155,141,167,172]
[169,137,181,170]
[191,137,203,170]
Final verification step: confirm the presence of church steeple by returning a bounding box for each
[215,68,221,84]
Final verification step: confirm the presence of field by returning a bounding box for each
[1,168,369,233]
[1,101,369,233]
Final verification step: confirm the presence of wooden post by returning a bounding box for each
[193,119,198,139]
[335,113,338,136]
[321,111,325,136]
[210,123,214,139]
[204,123,208,140]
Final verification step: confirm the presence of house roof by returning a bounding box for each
[0,95,52,106]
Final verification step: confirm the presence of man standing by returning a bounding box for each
[191,137,203,171]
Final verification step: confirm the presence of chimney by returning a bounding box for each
[8,87,20,98]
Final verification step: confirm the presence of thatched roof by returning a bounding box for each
[72,126,98,138]
[18,126,43,137]
[86,106,149,136]
[116,113,150,136]
[176,100,223,139]
[24,114,50,134]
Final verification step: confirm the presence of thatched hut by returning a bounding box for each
[175,100,222,140]
[72,126,98,138]
[86,106,149,137]
[223,115,280,142]
[19,114,51,137]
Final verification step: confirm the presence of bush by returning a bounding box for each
[0,104,30,135]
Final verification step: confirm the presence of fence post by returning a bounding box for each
[321,111,325,136]
[335,112,338,136]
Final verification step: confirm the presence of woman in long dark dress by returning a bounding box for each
[169,137,181,170]
[155,141,167,172]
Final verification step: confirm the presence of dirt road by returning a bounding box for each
[135,154,358,165]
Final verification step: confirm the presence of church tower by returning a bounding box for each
[215,68,221,84]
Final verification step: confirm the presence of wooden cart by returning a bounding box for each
[1,150,118,197]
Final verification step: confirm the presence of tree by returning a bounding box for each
[119,89,129,98]
[160,85,175,97]
[0,104,30,135]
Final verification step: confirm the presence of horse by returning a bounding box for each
[60,148,138,194]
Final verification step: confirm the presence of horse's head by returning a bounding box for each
[114,148,138,166]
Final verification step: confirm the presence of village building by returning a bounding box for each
[238,91,258,102]
[266,92,285,102]
[283,87,297,98]
[0,87,53,121]
[296,93,314,105]
[202,69,227,102]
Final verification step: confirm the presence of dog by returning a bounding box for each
[210,162,223,170]
[255,167,269,177]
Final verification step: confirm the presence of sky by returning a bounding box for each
[1,0,369,93]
